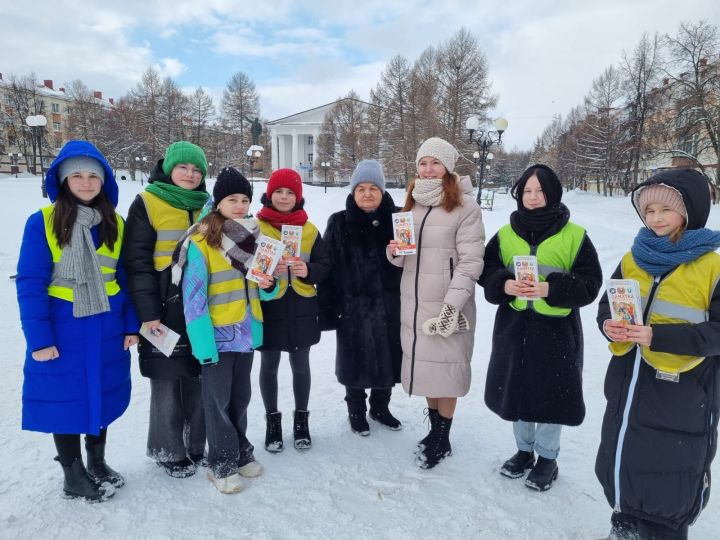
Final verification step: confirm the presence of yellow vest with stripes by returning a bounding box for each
[140,191,201,271]
[190,233,263,325]
[41,205,122,301]
[498,222,586,317]
[257,220,318,299]
[609,251,720,374]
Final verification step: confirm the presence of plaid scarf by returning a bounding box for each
[171,216,259,285]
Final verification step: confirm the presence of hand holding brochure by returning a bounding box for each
[281,225,302,260]
[606,279,643,325]
[247,234,284,284]
[392,212,417,255]
[513,255,539,301]
[140,323,180,358]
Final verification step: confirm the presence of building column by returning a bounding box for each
[291,132,299,172]
[269,127,278,171]
[277,135,286,169]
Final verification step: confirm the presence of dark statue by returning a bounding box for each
[245,116,262,146]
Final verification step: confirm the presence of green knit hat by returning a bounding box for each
[162,141,208,179]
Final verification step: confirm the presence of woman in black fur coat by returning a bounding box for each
[318,160,403,436]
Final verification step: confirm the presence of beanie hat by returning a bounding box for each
[637,183,687,220]
[162,141,208,179]
[213,167,252,207]
[58,156,105,184]
[350,159,386,193]
[416,137,459,174]
[266,168,303,201]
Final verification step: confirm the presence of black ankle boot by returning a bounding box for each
[293,410,311,450]
[369,408,402,431]
[348,412,370,436]
[416,408,439,453]
[85,442,125,488]
[157,457,197,478]
[57,457,115,502]
[499,450,535,479]
[417,414,452,469]
[525,456,559,491]
[265,411,283,453]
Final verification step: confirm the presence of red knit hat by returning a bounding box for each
[267,168,303,200]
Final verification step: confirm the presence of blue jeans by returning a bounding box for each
[513,421,562,459]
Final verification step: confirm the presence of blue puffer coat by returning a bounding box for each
[16,140,138,435]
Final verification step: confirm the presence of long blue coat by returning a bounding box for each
[16,141,138,435]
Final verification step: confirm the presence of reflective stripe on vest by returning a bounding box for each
[41,205,122,301]
[140,191,200,271]
[498,221,586,317]
[609,251,720,374]
[257,220,318,299]
[191,233,263,326]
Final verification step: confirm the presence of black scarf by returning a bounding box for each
[510,203,570,245]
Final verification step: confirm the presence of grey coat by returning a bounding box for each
[389,176,485,397]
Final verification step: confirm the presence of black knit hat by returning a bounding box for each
[213,167,252,207]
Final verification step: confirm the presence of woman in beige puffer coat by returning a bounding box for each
[388,137,485,469]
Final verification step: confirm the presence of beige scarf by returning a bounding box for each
[412,179,444,207]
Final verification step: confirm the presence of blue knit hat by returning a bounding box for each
[350,159,386,193]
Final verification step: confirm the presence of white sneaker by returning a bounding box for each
[238,459,264,478]
[208,472,244,494]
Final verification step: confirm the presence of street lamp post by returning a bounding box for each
[466,116,508,204]
[320,161,330,193]
[246,145,264,183]
[8,152,22,178]
[135,156,148,185]
[26,114,48,197]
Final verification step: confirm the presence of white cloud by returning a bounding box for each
[155,58,187,78]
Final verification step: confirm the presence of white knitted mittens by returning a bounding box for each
[421,304,469,338]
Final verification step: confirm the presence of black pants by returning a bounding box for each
[345,387,392,414]
[202,352,254,478]
[53,429,107,466]
[611,512,689,540]
[259,348,311,412]
[147,376,206,462]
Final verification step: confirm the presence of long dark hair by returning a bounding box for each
[52,182,118,249]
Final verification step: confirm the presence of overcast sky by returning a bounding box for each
[3,0,719,150]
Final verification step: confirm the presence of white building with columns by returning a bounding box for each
[266,101,337,183]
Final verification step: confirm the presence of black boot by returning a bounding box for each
[348,413,370,436]
[293,410,311,450]
[85,441,125,488]
[157,457,197,478]
[525,456,559,491]
[417,414,452,469]
[57,457,115,502]
[416,408,439,453]
[265,411,283,453]
[369,408,402,431]
[499,450,535,479]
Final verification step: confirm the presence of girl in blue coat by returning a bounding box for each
[16,140,139,503]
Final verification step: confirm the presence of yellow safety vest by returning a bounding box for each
[41,205,122,301]
[257,220,318,299]
[190,233,263,326]
[498,222,586,317]
[609,251,720,374]
[140,191,201,271]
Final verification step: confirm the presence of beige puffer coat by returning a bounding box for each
[389,176,485,397]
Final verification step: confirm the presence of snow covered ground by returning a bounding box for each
[0,173,718,540]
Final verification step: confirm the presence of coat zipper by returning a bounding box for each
[613,275,661,512]
[449,257,454,279]
[408,207,433,395]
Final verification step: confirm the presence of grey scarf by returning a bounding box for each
[54,205,110,317]
[412,179,444,207]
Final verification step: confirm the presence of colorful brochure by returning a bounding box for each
[281,225,302,260]
[392,212,417,255]
[606,279,644,325]
[246,234,284,284]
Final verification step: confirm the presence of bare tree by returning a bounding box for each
[5,73,49,172]
[188,87,215,147]
[65,79,106,143]
[222,72,260,154]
